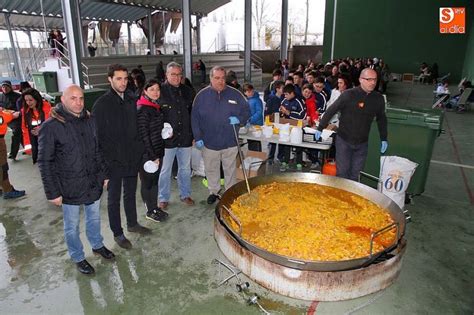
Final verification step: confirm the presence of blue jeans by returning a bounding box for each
[158,147,192,202]
[62,200,103,263]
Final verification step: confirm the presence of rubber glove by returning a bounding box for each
[314,130,322,141]
[229,116,240,125]
[381,141,388,154]
[195,140,204,150]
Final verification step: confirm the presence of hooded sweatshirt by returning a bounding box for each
[247,91,263,125]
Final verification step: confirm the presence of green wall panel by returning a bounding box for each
[462,21,474,80]
[323,0,472,82]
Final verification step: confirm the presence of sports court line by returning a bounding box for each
[444,115,474,205]
[431,160,474,170]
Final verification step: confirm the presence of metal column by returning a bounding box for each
[26,31,34,76]
[182,0,192,80]
[148,9,154,55]
[330,0,338,61]
[196,16,201,53]
[244,0,251,83]
[61,0,84,87]
[127,23,133,55]
[26,30,34,50]
[280,0,288,61]
[73,0,85,58]
[4,13,24,80]
[26,30,39,74]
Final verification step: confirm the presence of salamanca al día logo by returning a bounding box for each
[439,7,465,34]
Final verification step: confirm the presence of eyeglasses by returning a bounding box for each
[169,73,182,77]
[361,78,377,82]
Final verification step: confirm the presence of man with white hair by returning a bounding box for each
[158,62,196,210]
[191,66,250,204]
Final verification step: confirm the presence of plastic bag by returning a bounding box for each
[241,156,263,172]
[379,156,418,209]
[161,123,173,139]
[191,146,206,177]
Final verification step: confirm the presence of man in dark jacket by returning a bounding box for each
[38,85,114,275]
[92,64,149,250]
[0,80,22,159]
[158,62,195,210]
[316,68,388,181]
[192,66,250,204]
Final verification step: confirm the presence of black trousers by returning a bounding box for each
[9,124,22,159]
[279,145,303,164]
[335,136,368,181]
[268,143,277,160]
[107,175,138,237]
[139,165,160,212]
[29,133,39,164]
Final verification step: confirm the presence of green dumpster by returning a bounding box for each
[83,88,107,111]
[32,72,58,93]
[42,88,106,112]
[43,92,62,106]
[361,107,443,195]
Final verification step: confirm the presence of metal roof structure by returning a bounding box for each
[0,0,230,30]
[0,14,87,32]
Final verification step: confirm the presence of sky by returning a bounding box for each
[0,0,326,49]
[202,0,326,47]
[207,0,325,34]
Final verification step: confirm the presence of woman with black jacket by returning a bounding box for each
[137,79,169,222]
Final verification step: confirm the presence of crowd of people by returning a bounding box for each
[0,61,249,275]
[0,56,392,275]
[0,80,54,200]
[262,57,388,172]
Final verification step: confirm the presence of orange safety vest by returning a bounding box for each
[21,99,52,151]
[0,110,14,136]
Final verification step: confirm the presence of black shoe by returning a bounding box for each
[92,246,115,260]
[146,208,169,223]
[76,259,95,275]
[127,223,152,235]
[3,189,26,199]
[114,235,132,249]
[207,194,219,205]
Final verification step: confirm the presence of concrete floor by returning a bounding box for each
[0,82,473,314]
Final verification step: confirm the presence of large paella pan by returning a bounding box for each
[215,173,408,272]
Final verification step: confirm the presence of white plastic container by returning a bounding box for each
[279,123,291,142]
[290,126,303,144]
[262,125,273,138]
